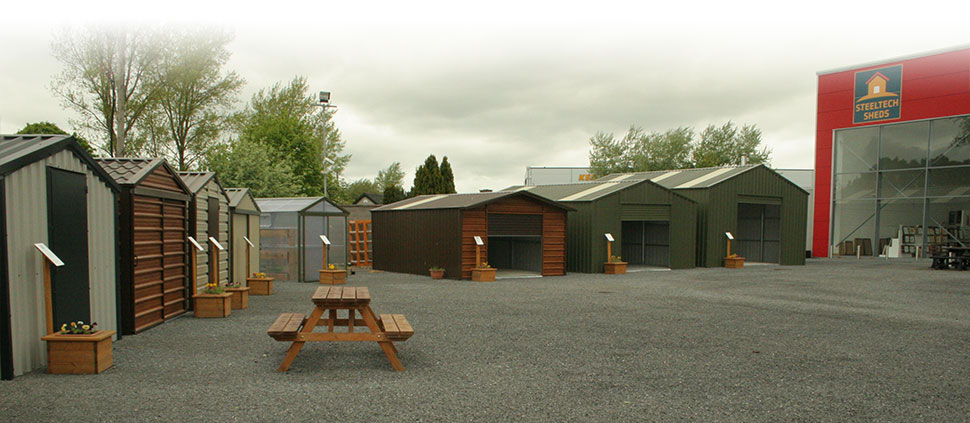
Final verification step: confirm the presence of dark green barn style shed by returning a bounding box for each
[598,165,809,267]
[507,179,697,272]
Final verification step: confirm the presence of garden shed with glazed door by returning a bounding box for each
[226,188,261,283]
[508,178,697,272]
[371,191,572,280]
[179,172,231,292]
[598,165,809,267]
[255,197,349,282]
[0,135,120,379]
[97,158,192,335]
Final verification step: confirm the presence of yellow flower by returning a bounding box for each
[61,324,67,331]
[328,264,335,270]
[82,324,90,331]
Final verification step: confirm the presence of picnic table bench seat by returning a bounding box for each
[268,313,305,341]
[379,314,414,341]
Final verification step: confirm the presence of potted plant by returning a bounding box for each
[471,262,496,282]
[41,321,115,374]
[319,263,348,285]
[604,255,627,274]
[223,281,250,310]
[724,253,745,269]
[429,266,445,280]
[247,272,274,295]
[193,282,232,318]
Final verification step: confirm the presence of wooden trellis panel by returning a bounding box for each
[349,220,372,266]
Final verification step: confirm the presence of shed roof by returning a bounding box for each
[354,192,384,205]
[598,165,760,189]
[177,172,216,194]
[505,178,694,203]
[225,188,262,211]
[373,190,574,212]
[255,197,349,215]
[0,134,119,192]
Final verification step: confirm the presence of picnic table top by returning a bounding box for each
[312,286,371,307]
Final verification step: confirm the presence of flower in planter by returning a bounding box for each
[225,281,240,288]
[609,255,623,263]
[328,264,336,270]
[253,272,267,278]
[202,282,225,294]
[477,262,491,269]
[60,320,98,334]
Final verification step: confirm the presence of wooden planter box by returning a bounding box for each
[471,268,496,282]
[193,292,232,318]
[247,277,274,295]
[725,256,745,269]
[40,330,116,374]
[604,262,627,275]
[319,269,348,285]
[429,269,445,280]
[225,286,250,309]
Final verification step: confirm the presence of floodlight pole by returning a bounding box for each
[314,90,337,198]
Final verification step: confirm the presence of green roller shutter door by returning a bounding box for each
[620,205,670,221]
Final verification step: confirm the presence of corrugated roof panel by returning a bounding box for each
[674,167,736,189]
[393,194,448,210]
[256,197,322,212]
[559,182,621,201]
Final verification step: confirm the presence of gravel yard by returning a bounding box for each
[2,259,968,422]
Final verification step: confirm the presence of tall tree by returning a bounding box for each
[693,122,770,168]
[234,77,350,196]
[343,179,381,203]
[140,29,243,170]
[631,126,695,171]
[439,156,456,194]
[382,185,406,204]
[51,26,166,156]
[16,121,95,154]
[411,154,442,196]
[203,136,301,197]
[374,162,405,192]
[588,130,633,177]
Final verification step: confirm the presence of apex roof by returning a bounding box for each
[372,190,574,212]
[597,164,761,189]
[0,134,119,192]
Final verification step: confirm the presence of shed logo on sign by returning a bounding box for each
[853,65,902,124]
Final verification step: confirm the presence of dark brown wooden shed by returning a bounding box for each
[96,158,192,335]
[371,191,572,280]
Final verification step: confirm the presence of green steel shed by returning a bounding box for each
[507,179,697,272]
[598,164,809,267]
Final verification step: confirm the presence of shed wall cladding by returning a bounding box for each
[372,209,462,278]
[4,150,116,378]
[188,179,230,290]
[229,192,260,283]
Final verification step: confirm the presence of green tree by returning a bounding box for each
[374,162,405,192]
[693,122,770,168]
[588,130,633,177]
[631,126,694,171]
[343,179,380,204]
[203,136,300,197]
[439,156,456,193]
[411,154,442,196]
[51,26,166,156]
[139,29,243,170]
[234,77,350,196]
[382,185,406,204]
[16,121,95,154]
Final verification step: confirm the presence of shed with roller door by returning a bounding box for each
[372,191,573,280]
[96,158,192,335]
[0,135,120,379]
[179,172,231,292]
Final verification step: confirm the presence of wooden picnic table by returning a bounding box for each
[267,286,413,372]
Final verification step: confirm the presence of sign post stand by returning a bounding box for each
[34,243,64,335]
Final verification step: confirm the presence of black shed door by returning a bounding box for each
[47,167,90,327]
[207,197,220,284]
[736,203,781,263]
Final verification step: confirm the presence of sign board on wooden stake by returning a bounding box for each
[209,237,225,251]
[725,232,734,240]
[188,236,204,251]
[320,235,331,246]
[474,236,484,246]
[244,236,254,248]
[604,233,614,242]
[34,243,64,267]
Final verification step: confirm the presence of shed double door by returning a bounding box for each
[132,194,189,332]
[736,203,781,263]
[621,220,670,267]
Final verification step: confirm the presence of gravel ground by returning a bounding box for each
[2,259,968,422]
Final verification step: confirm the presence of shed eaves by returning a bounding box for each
[177,172,216,194]
[225,188,257,209]
[95,158,167,185]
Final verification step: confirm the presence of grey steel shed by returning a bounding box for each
[507,178,697,272]
[225,188,261,283]
[0,135,120,379]
[598,164,809,267]
[255,197,349,282]
[179,172,231,291]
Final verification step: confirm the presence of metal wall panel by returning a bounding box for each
[4,150,116,377]
[372,209,463,278]
[189,181,230,290]
[620,205,670,221]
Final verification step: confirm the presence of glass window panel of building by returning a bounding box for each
[831,115,970,256]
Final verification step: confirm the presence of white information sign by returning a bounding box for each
[320,235,331,246]
[209,237,226,251]
[33,243,65,267]
[188,236,204,251]
[604,233,614,242]
[474,236,484,246]
[725,232,734,240]
[244,236,255,248]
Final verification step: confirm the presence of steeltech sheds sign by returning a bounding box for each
[853,65,902,124]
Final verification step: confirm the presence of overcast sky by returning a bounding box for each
[1,1,967,193]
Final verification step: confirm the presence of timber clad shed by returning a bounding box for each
[507,179,697,272]
[1,135,120,379]
[256,197,349,282]
[225,188,261,283]
[598,164,809,267]
[371,191,573,280]
[179,172,230,291]
[97,158,192,335]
